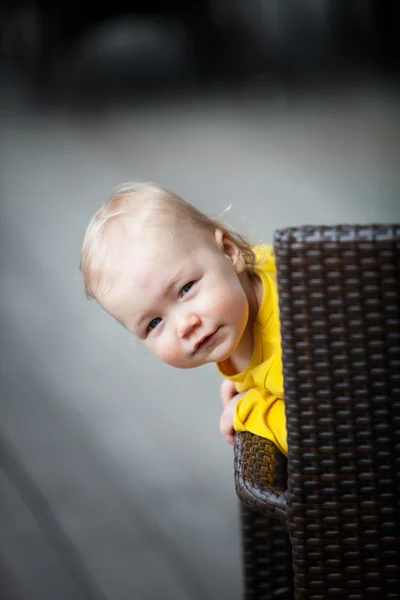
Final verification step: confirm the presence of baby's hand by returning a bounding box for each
[219,381,245,446]
[220,379,237,408]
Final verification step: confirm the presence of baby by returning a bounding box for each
[80,182,287,454]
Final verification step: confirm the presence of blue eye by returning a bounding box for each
[147,317,162,332]
[180,281,194,297]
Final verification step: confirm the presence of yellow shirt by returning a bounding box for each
[216,245,288,455]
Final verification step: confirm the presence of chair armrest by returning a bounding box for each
[234,431,288,523]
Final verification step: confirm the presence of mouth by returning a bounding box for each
[194,327,220,353]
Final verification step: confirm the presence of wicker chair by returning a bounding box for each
[235,224,400,599]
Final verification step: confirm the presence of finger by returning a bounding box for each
[220,379,236,408]
[219,409,235,445]
[223,431,235,445]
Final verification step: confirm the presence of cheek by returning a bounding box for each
[145,329,185,368]
[156,341,182,367]
[211,280,248,322]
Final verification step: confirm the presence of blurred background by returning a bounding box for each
[1,1,399,599]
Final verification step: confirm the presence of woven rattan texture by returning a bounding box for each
[234,434,288,520]
[236,436,293,598]
[275,224,400,599]
[241,504,294,599]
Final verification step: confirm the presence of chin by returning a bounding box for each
[218,336,241,362]
[210,349,233,366]
[165,357,199,369]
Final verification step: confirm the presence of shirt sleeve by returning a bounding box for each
[233,387,288,456]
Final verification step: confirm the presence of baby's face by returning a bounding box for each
[99,224,251,369]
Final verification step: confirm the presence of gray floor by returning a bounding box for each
[1,75,400,600]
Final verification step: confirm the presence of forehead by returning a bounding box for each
[130,228,187,285]
[132,222,201,265]
[99,223,211,323]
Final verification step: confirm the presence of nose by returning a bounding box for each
[177,313,201,339]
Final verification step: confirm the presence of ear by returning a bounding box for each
[214,229,246,274]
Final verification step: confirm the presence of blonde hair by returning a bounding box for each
[80,182,256,301]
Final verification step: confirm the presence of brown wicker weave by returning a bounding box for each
[234,224,400,599]
[238,441,294,599]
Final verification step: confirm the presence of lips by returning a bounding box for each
[194,327,220,353]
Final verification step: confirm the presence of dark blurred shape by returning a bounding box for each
[0,1,226,102]
[1,0,399,103]
[373,0,400,70]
